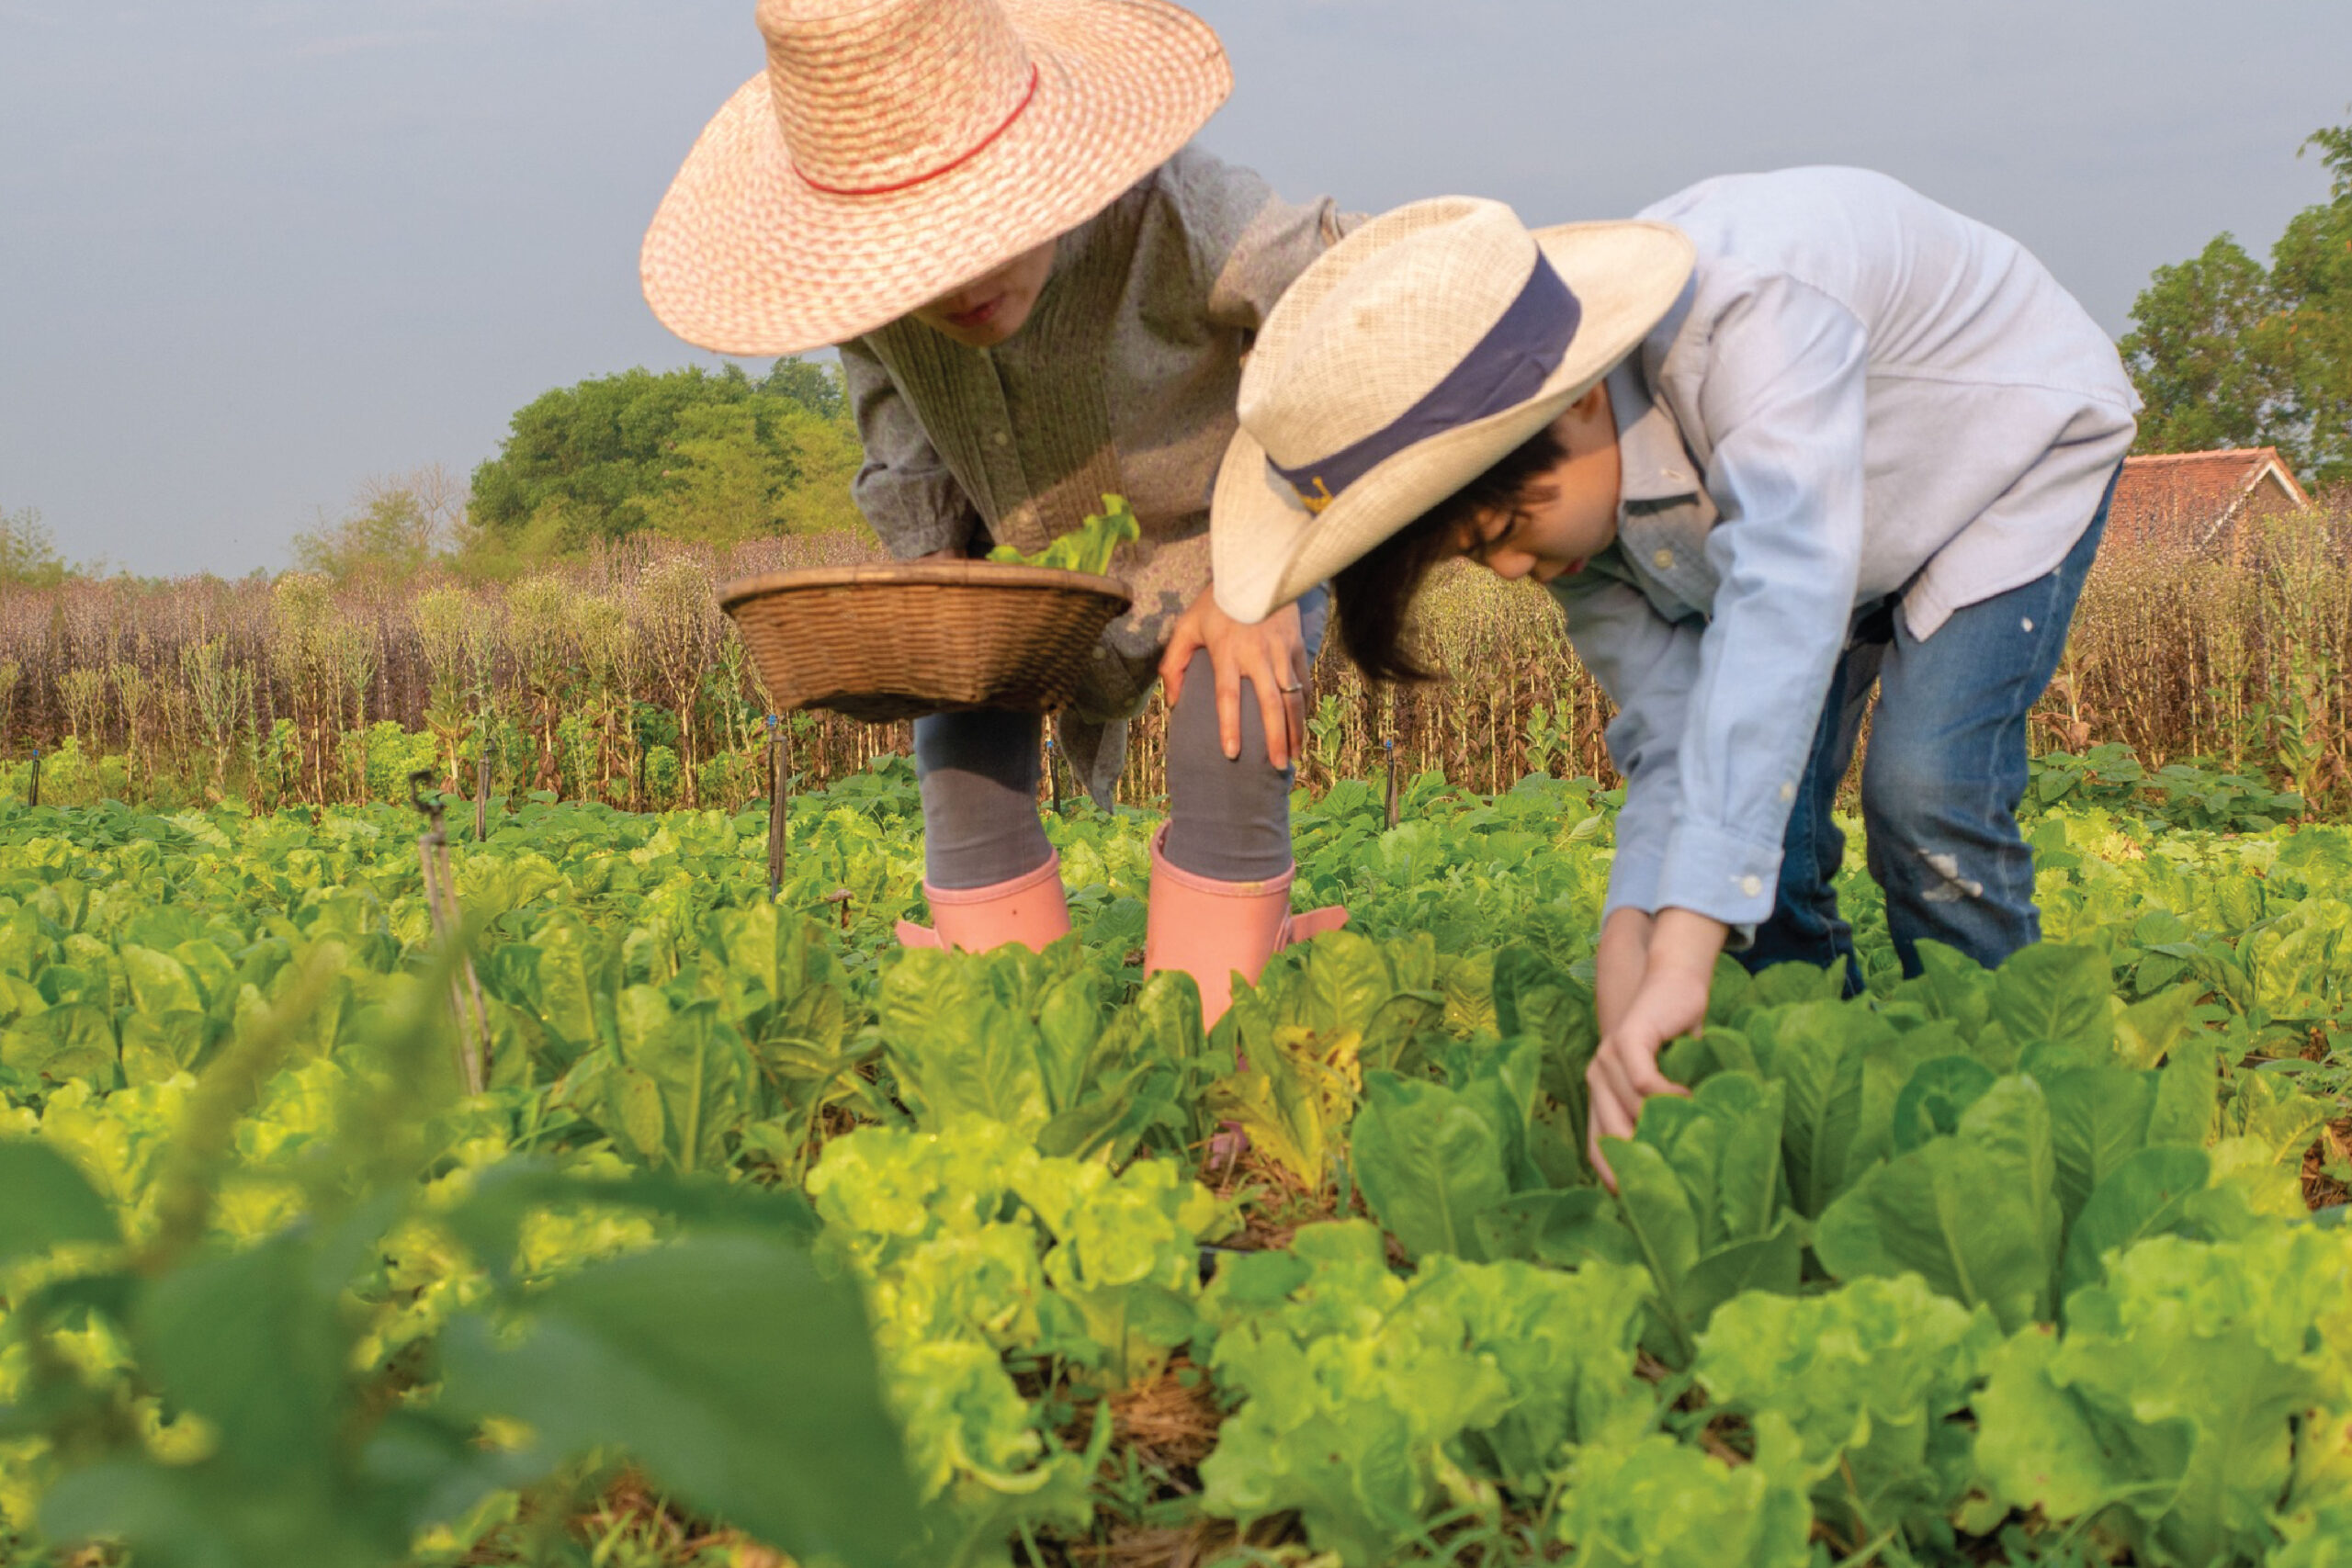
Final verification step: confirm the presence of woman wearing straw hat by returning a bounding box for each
[641,0,1349,1022]
[1210,171,2138,1178]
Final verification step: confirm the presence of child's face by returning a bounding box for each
[1459,383,1621,583]
[907,238,1058,348]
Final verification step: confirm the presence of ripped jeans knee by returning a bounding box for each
[1860,793,2040,976]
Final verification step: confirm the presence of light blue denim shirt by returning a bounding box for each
[1547,167,2139,934]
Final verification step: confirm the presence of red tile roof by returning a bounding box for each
[2107,447,2313,551]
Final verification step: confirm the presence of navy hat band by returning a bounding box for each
[1268,253,1582,514]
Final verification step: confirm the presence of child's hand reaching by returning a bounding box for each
[1587,908,1727,1188]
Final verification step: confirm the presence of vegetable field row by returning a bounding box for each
[0,761,2347,1566]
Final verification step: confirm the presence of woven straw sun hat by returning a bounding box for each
[1211,198,1698,625]
[641,0,1230,355]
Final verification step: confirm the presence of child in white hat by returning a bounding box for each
[1211,170,2138,1174]
[642,0,1351,1021]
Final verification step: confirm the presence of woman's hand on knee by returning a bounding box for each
[1160,591,1307,769]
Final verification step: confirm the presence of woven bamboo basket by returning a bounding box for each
[718,560,1134,723]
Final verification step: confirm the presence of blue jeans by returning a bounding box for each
[1740,475,2116,989]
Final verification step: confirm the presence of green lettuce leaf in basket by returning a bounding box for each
[989,494,1139,577]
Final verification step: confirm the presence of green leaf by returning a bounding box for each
[1678,1222,1804,1322]
[1603,1072,1797,1352]
[119,943,205,1017]
[1746,1000,1861,1218]
[1989,942,2115,1057]
[1351,1071,1510,1261]
[985,493,1140,575]
[1905,939,1994,1042]
[443,1161,820,1284]
[2149,1043,2219,1146]
[41,1457,424,1568]
[1890,1055,1997,1153]
[2113,984,2196,1068]
[2057,1145,2226,1301]
[877,948,1059,1134]
[1816,1075,2060,1330]
[1606,1136,1702,1329]
[1491,944,1597,1129]
[121,1009,208,1086]
[1697,1274,2001,1538]
[136,1238,352,1483]
[1552,1416,1815,1568]
[0,1138,121,1263]
[1971,1324,2185,1532]
[2,1001,119,1087]
[2040,1065,2162,1228]
[1635,1073,1787,1246]
[1476,1187,1641,1269]
[1975,1227,2352,1565]
[437,1232,918,1568]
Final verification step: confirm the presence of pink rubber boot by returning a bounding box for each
[1142,825,1349,1029]
[895,852,1073,953]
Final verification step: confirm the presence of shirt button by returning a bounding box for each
[1740,874,1763,897]
[991,431,1010,448]
[1779,781,1797,802]
[1652,547,1675,570]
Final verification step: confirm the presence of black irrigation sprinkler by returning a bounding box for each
[409,769,491,1095]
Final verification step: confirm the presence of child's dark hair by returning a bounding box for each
[1331,419,1569,683]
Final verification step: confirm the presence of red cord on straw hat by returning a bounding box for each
[794,65,1041,197]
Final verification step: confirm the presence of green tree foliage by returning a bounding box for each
[0,505,69,587]
[467,359,860,558]
[289,465,468,579]
[2123,119,2352,484]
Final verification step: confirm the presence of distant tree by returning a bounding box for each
[466,362,859,558]
[2123,118,2352,484]
[762,355,846,422]
[0,506,68,588]
[635,398,863,545]
[291,466,468,578]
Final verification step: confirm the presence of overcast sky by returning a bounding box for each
[5,0,2347,578]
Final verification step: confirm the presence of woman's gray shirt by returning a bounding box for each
[839,146,1349,802]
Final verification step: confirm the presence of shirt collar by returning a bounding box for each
[1600,349,1721,620]
[1605,355,1704,510]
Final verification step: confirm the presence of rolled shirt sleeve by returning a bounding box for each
[1636,276,1871,931]
[839,334,981,559]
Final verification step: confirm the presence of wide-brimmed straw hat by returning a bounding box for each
[1212,198,1697,624]
[641,0,1230,355]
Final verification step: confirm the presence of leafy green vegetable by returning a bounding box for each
[1815,1074,2063,1331]
[1551,1415,1815,1568]
[1350,1035,1555,1262]
[1601,1071,1801,1356]
[5,761,2351,1568]
[1196,1221,1654,1563]
[985,494,1140,576]
[1696,1274,2001,1540]
[0,1138,119,1263]
[436,1232,916,1568]
[1973,1227,2352,1566]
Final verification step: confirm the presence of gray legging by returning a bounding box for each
[914,588,1329,887]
